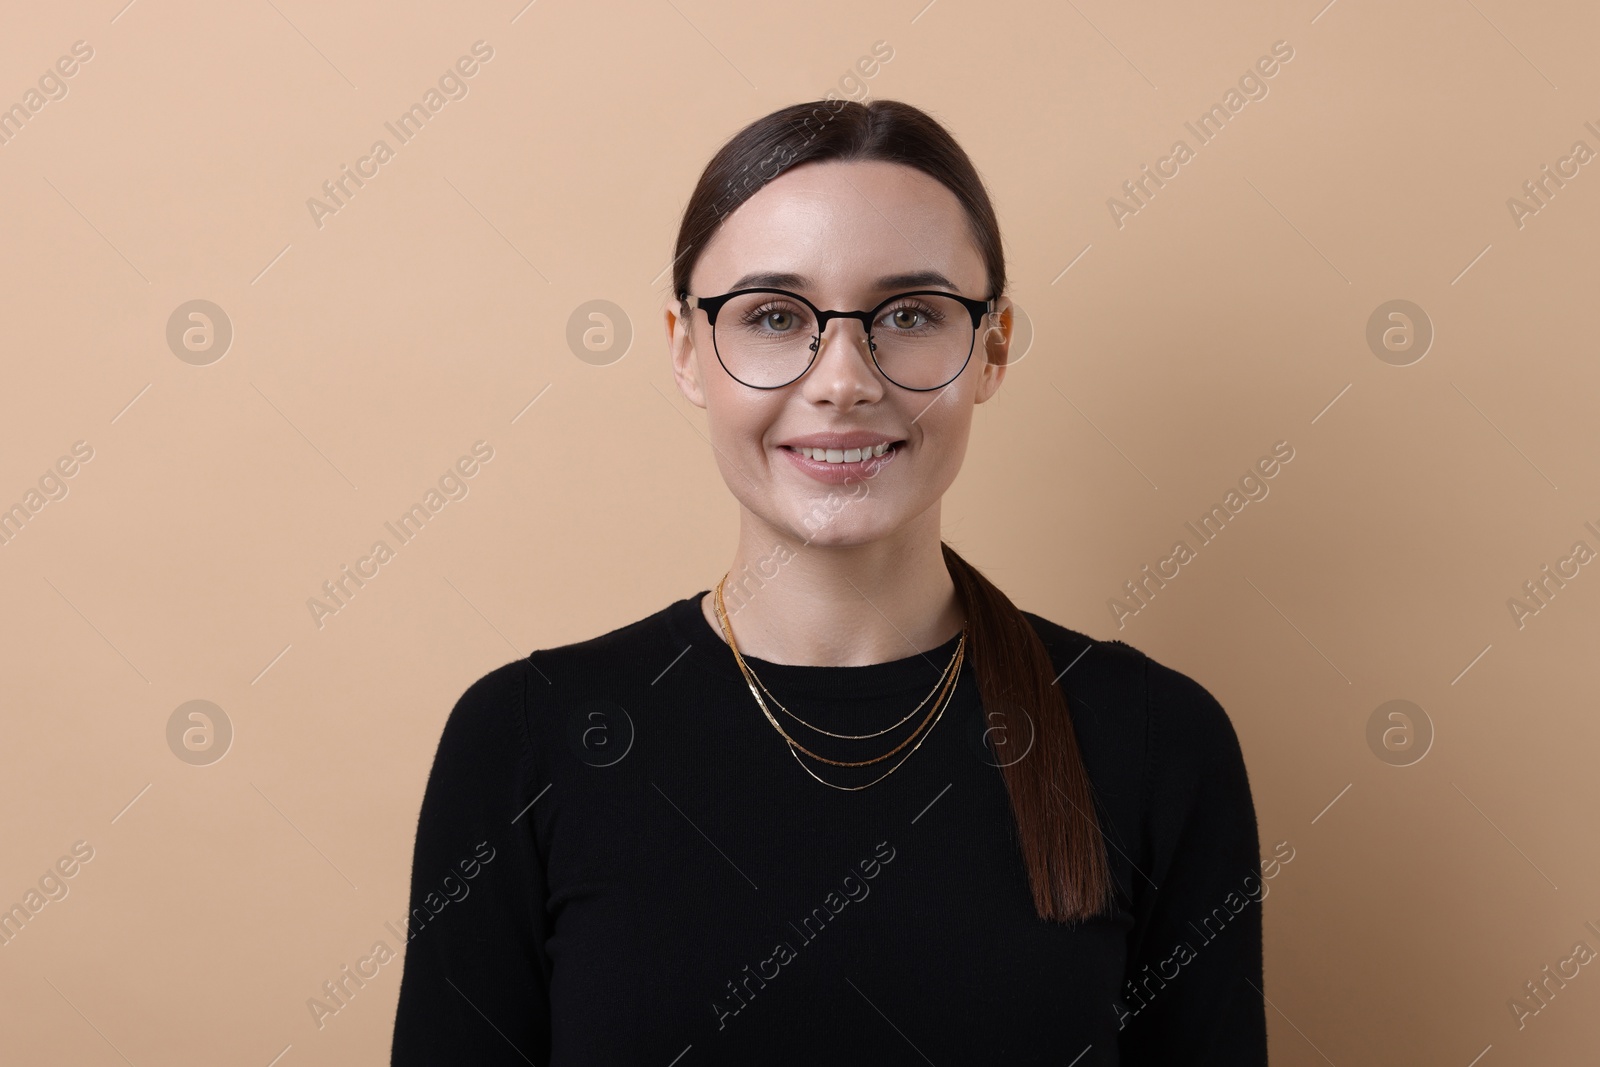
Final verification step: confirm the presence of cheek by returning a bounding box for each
[916,436,964,487]
[913,392,974,448]
[705,388,781,465]
[909,410,974,483]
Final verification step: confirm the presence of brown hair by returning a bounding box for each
[671,99,1114,923]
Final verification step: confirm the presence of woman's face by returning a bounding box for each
[666,158,1012,549]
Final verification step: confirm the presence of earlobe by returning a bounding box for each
[677,360,707,408]
[975,357,1007,403]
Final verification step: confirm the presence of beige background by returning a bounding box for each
[2,0,1597,1063]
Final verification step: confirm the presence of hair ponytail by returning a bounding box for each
[942,541,1115,922]
[673,98,1115,923]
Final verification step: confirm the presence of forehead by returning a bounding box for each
[690,159,987,300]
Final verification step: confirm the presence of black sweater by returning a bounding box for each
[390,591,1268,1065]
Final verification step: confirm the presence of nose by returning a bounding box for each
[801,317,884,405]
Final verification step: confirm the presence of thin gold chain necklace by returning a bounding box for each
[719,586,947,742]
[712,572,966,791]
[712,573,963,755]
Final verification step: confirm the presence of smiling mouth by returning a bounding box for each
[779,441,904,464]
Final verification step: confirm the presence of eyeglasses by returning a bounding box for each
[678,286,996,391]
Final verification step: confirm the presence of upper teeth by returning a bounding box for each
[795,442,894,463]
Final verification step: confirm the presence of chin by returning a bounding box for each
[783,508,896,547]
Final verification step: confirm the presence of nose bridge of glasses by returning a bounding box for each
[814,307,875,351]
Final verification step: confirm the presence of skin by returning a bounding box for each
[663,158,1014,667]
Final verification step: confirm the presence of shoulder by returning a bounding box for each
[431,657,535,770]
[443,599,680,747]
[1021,614,1257,878]
[521,599,681,696]
[1020,610,1143,674]
[453,600,678,703]
[1019,609,1146,715]
[1019,610,1246,780]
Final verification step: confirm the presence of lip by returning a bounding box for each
[777,438,903,484]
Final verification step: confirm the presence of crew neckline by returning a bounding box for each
[666,590,968,704]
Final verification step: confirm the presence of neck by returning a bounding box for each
[701,503,964,667]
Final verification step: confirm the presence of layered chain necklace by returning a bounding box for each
[712,572,967,791]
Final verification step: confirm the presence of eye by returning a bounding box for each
[739,302,805,333]
[877,300,946,331]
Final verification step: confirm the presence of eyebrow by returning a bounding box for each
[725,269,963,295]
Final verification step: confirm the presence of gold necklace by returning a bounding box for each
[712,574,962,755]
[712,572,966,791]
[735,615,946,741]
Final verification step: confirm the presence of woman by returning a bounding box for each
[391,99,1267,1065]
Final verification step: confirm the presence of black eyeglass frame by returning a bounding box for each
[678,286,998,391]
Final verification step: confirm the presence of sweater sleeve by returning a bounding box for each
[1116,655,1268,1065]
[390,659,552,1066]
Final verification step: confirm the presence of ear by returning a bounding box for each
[666,295,708,409]
[974,296,1012,404]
